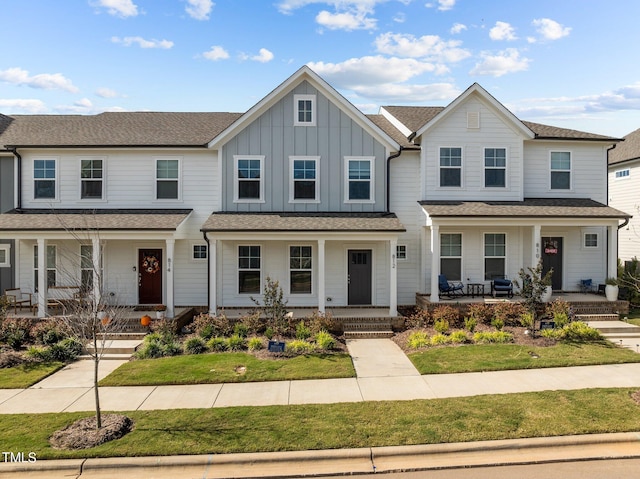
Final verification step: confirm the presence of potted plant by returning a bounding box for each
[154,304,167,319]
[605,277,619,301]
[541,272,553,303]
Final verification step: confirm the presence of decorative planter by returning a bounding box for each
[141,314,152,327]
[605,284,619,302]
[156,311,165,320]
[541,285,553,303]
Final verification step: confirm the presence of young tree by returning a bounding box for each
[513,259,553,334]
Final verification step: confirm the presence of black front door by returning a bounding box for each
[541,237,563,290]
[348,250,372,305]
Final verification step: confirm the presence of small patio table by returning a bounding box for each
[467,283,485,298]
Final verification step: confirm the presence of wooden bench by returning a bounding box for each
[4,288,33,314]
[47,286,82,313]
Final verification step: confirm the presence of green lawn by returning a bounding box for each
[0,362,65,388]
[408,342,640,375]
[99,352,355,386]
[2,388,640,459]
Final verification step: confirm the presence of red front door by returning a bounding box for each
[138,249,162,304]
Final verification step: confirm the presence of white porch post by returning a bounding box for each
[608,225,618,279]
[209,237,217,315]
[532,224,541,268]
[92,236,101,306]
[317,239,326,313]
[37,238,46,317]
[430,224,440,302]
[166,239,175,318]
[389,238,398,317]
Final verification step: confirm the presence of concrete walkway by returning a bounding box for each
[2,338,640,413]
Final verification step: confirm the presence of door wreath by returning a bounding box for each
[142,255,160,274]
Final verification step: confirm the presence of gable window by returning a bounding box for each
[156,158,180,199]
[346,157,374,202]
[238,245,260,294]
[0,244,10,268]
[615,169,630,179]
[396,245,407,261]
[34,159,56,199]
[290,246,312,294]
[484,148,506,187]
[80,158,103,199]
[550,152,571,190]
[440,233,462,281]
[439,147,462,187]
[234,156,264,202]
[193,244,207,260]
[290,157,319,202]
[484,233,506,280]
[294,94,316,126]
[34,244,56,291]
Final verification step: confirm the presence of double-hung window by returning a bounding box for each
[80,158,103,199]
[294,94,316,126]
[484,233,506,280]
[484,148,506,188]
[440,233,462,281]
[0,244,10,268]
[34,159,56,199]
[156,158,180,199]
[34,244,57,291]
[290,157,319,202]
[238,246,261,294]
[234,156,264,202]
[550,152,571,190]
[346,157,373,202]
[290,246,312,294]
[80,244,103,292]
[439,147,462,187]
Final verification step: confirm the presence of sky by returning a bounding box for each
[1,0,639,137]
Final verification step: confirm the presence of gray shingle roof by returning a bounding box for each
[201,212,406,232]
[366,114,417,149]
[0,209,192,230]
[420,198,631,218]
[609,127,640,165]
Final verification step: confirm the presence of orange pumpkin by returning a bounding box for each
[101,316,110,326]
[141,314,152,327]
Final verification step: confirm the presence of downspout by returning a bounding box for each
[386,147,404,213]
[9,148,21,210]
[202,231,210,308]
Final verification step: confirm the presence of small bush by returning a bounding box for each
[432,305,461,328]
[493,302,526,327]
[285,340,314,354]
[28,337,83,362]
[491,317,504,331]
[136,331,181,359]
[207,336,228,352]
[314,330,336,350]
[248,337,264,351]
[238,310,263,335]
[473,331,514,344]
[545,299,571,320]
[553,312,569,329]
[192,313,233,340]
[0,318,33,350]
[562,321,602,342]
[430,333,450,346]
[32,319,69,346]
[226,334,247,351]
[183,336,208,355]
[466,303,493,324]
[264,327,275,340]
[540,328,564,340]
[463,316,477,332]
[434,318,449,334]
[307,311,341,335]
[0,351,28,368]
[449,330,469,344]
[519,312,534,329]
[407,331,430,349]
[404,308,431,329]
[233,322,249,338]
[295,320,312,340]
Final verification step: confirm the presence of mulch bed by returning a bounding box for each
[50,414,134,450]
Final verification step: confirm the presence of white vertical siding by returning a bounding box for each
[609,160,640,262]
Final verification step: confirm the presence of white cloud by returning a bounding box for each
[252,48,275,63]
[374,32,470,63]
[393,12,406,23]
[470,48,530,77]
[277,0,390,15]
[489,21,517,41]
[185,0,214,20]
[316,9,376,30]
[202,45,230,61]
[92,0,139,17]
[0,98,48,113]
[450,22,467,34]
[111,36,174,49]
[354,82,460,102]
[426,0,456,11]
[95,87,119,98]
[532,18,571,41]
[0,67,79,93]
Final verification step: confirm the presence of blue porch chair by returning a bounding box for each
[438,274,464,298]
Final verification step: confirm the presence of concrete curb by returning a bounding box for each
[3,432,640,478]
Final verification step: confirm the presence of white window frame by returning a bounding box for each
[615,168,630,179]
[483,233,507,281]
[396,244,407,261]
[192,243,208,261]
[344,156,375,203]
[293,94,316,126]
[238,245,261,295]
[440,233,462,281]
[289,244,313,295]
[33,157,58,201]
[155,157,181,201]
[289,156,320,203]
[549,151,572,190]
[438,147,463,188]
[0,244,10,268]
[233,155,265,203]
[582,230,600,250]
[484,147,507,188]
[79,157,106,201]
[34,244,57,292]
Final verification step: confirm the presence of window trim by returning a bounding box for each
[615,168,630,180]
[293,94,316,126]
[438,146,463,188]
[483,232,507,281]
[396,245,407,261]
[289,156,320,203]
[483,147,507,189]
[155,157,182,201]
[582,230,600,250]
[233,155,265,203]
[238,245,261,295]
[79,157,106,201]
[33,157,58,201]
[34,244,57,292]
[344,156,375,204]
[549,151,572,191]
[289,244,313,295]
[440,233,462,281]
[191,243,208,261]
[0,244,10,268]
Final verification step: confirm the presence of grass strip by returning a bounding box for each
[99,352,355,386]
[0,362,65,388]
[408,343,640,374]
[2,388,640,460]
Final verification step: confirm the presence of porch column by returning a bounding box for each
[608,225,618,279]
[532,224,541,268]
[166,239,175,318]
[209,238,217,315]
[430,224,440,303]
[317,239,326,313]
[37,238,46,318]
[92,236,101,306]
[389,238,398,317]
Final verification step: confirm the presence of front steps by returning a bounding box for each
[585,320,640,353]
[81,332,145,360]
[342,318,395,339]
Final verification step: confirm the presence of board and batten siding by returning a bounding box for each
[221,81,387,212]
[609,159,640,262]
[0,156,15,293]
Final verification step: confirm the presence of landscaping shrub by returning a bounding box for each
[207,336,228,352]
[432,305,461,328]
[136,332,182,359]
[0,350,28,368]
[492,302,526,327]
[264,327,275,340]
[466,303,493,324]
[192,313,233,340]
[561,321,602,342]
[545,298,571,320]
[183,336,208,355]
[285,339,314,354]
[434,318,449,334]
[407,331,430,349]
[0,318,33,350]
[26,337,83,362]
[307,311,341,335]
[473,331,514,344]
[463,316,477,332]
[491,317,504,331]
[540,328,564,340]
[248,337,264,351]
[314,330,336,350]
[404,308,431,329]
[31,319,69,346]
[233,322,249,338]
[449,330,469,344]
[430,333,450,346]
[295,320,312,340]
[238,310,263,336]
[226,334,247,351]
[519,312,534,329]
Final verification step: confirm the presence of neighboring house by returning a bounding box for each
[0,66,630,317]
[608,128,640,265]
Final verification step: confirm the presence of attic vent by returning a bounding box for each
[467,111,480,129]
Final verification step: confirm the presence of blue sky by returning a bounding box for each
[1,0,639,137]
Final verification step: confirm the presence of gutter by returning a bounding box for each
[9,148,21,210]
[386,147,404,213]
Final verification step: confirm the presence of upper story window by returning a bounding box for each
[290,157,319,202]
[439,147,462,187]
[345,157,374,202]
[80,158,104,199]
[156,158,180,200]
[550,151,571,190]
[484,148,506,188]
[34,159,57,199]
[234,156,265,203]
[294,94,316,126]
[615,168,630,179]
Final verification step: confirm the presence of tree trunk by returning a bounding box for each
[93,328,102,429]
